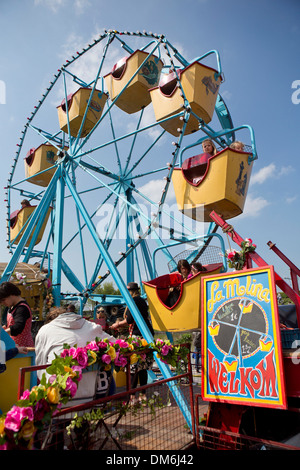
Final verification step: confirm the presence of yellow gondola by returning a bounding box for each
[57,87,108,137]
[104,50,163,114]
[143,263,223,332]
[172,147,253,222]
[24,144,68,187]
[0,330,36,414]
[149,61,222,136]
[10,205,52,246]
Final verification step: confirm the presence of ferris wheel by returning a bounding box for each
[2,30,259,431]
[2,30,257,320]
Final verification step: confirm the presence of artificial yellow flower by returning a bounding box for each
[130,353,138,364]
[47,386,60,404]
[107,346,116,360]
[64,366,77,377]
[87,350,97,366]
[0,417,5,437]
[31,385,46,398]
[18,420,36,440]
[141,338,148,347]
[128,343,134,350]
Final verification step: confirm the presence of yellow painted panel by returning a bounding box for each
[143,264,223,332]
[24,144,68,187]
[0,356,34,414]
[10,206,52,246]
[113,370,127,388]
[172,148,253,221]
[57,87,108,137]
[150,61,221,136]
[104,50,163,114]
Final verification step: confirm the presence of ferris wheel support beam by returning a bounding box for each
[1,169,60,283]
[63,170,193,429]
[52,167,65,306]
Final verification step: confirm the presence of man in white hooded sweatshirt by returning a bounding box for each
[35,307,117,403]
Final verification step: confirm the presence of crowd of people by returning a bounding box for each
[0,255,205,405]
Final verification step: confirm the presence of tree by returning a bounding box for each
[93,281,120,296]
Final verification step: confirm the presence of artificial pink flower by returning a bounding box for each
[5,406,34,433]
[227,250,237,260]
[115,339,129,348]
[19,390,31,400]
[97,340,108,349]
[33,399,51,421]
[161,345,172,356]
[85,341,99,352]
[72,365,83,380]
[114,352,127,368]
[101,354,112,365]
[65,377,77,397]
[73,348,89,368]
[61,349,70,358]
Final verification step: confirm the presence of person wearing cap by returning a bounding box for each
[111,282,154,337]
[111,282,154,405]
[0,282,34,347]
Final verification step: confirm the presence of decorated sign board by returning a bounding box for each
[201,266,287,409]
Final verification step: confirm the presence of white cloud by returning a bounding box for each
[221,90,232,101]
[240,194,270,218]
[137,178,175,204]
[34,0,67,12]
[34,0,89,13]
[251,163,294,186]
[251,163,276,185]
[286,195,297,204]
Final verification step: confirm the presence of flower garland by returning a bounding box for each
[225,238,256,271]
[0,337,186,450]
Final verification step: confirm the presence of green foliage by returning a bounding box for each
[93,281,120,296]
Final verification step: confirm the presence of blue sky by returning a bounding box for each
[0,0,299,292]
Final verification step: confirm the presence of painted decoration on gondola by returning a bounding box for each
[201,266,287,409]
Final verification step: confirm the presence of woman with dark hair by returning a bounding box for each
[0,282,34,347]
[176,259,192,281]
[166,259,192,307]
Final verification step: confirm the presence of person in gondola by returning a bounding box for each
[191,262,207,276]
[230,140,245,152]
[166,259,192,307]
[201,138,217,157]
[0,282,34,347]
[183,139,217,185]
[20,199,31,209]
[111,282,154,405]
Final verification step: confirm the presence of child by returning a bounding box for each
[191,262,207,276]
[230,141,245,152]
[96,307,107,330]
